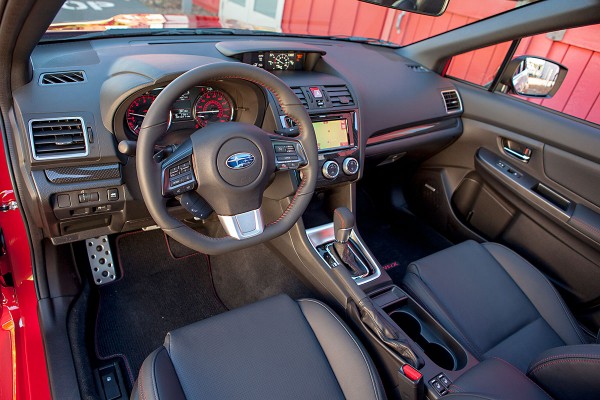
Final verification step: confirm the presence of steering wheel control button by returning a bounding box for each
[322,160,340,179]
[162,154,198,197]
[342,157,359,175]
[107,189,119,201]
[272,140,307,171]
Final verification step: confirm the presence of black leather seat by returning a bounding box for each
[402,240,599,400]
[132,294,385,400]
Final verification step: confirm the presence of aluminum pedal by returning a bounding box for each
[85,235,116,285]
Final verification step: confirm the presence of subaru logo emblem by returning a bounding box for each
[226,153,255,170]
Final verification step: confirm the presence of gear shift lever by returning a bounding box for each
[333,208,368,277]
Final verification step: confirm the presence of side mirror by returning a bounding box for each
[501,56,568,98]
[359,0,449,17]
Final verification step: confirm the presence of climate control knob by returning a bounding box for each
[322,161,340,180]
[343,157,359,175]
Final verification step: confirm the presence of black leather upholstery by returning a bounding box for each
[132,295,385,400]
[527,344,600,400]
[402,240,587,372]
[447,358,552,400]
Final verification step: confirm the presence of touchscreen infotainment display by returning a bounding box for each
[313,119,350,151]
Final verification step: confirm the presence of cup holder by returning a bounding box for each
[390,311,457,371]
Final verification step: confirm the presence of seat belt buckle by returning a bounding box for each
[396,364,424,400]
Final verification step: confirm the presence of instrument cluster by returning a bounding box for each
[123,85,236,138]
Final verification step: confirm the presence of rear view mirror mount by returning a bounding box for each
[501,56,568,98]
[359,0,449,17]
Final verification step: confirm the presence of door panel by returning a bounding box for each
[544,146,600,206]
[412,81,600,330]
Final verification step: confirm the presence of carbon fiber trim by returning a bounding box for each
[45,164,121,184]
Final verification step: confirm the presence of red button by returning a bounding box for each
[402,364,422,382]
[310,87,323,98]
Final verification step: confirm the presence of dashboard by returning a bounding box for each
[10,35,463,244]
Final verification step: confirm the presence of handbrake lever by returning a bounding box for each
[327,209,423,369]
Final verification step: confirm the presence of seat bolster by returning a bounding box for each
[527,344,600,400]
[482,243,586,345]
[298,299,385,400]
[447,358,552,400]
[134,347,187,400]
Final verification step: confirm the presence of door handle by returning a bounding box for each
[502,139,532,163]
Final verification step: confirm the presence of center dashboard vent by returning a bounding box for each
[441,90,462,113]
[291,87,309,109]
[29,118,89,160]
[324,85,355,107]
[39,71,86,85]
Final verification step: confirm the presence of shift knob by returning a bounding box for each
[333,207,354,243]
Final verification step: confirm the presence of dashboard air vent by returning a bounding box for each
[39,71,86,85]
[406,64,429,72]
[29,118,89,160]
[441,90,462,113]
[291,87,309,109]
[325,85,354,107]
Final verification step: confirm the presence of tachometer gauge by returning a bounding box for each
[193,90,234,128]
[126,94,156,135]
[267,52,296,70]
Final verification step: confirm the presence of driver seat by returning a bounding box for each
[131,295,385,400]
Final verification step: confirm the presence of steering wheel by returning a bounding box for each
[136,63,318,255]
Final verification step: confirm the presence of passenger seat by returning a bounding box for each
[402,240,599,400]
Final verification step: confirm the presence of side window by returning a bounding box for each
[446,24,600,125]
[446,41,512,87]
[508,25,600,125]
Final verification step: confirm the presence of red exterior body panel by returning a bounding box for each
[0,132,50,400]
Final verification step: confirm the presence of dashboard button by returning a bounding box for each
[107,189,119,201]
[57,194,71,208]
[274,145,287,153]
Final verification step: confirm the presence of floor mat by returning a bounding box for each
[357,190,453,284]
[210,243,317,310]
[95,229,227,385]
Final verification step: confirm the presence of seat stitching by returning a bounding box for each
[483,243,586,344]
[529,357,600,376]
[528,352,600,373]
[298,299,380,400]
[490,357,553,400]
[403,272,484,359]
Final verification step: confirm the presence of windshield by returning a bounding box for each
[50,0,536,46]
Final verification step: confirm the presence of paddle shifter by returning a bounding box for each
[333,207,369,277]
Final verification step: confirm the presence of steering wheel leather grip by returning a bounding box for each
[136,62,318,255]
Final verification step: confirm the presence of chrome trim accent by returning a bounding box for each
[342,157,359,175]
[306,223,382,285]
[28,117,89,161]
[441,89,463,114]
[218,208,264,240]
[0,200,18,212]
[503,146,531,162]
[367,124,436,145]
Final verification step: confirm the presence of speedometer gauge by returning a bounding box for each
[126,94,156,135]
[193,90,234,128]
